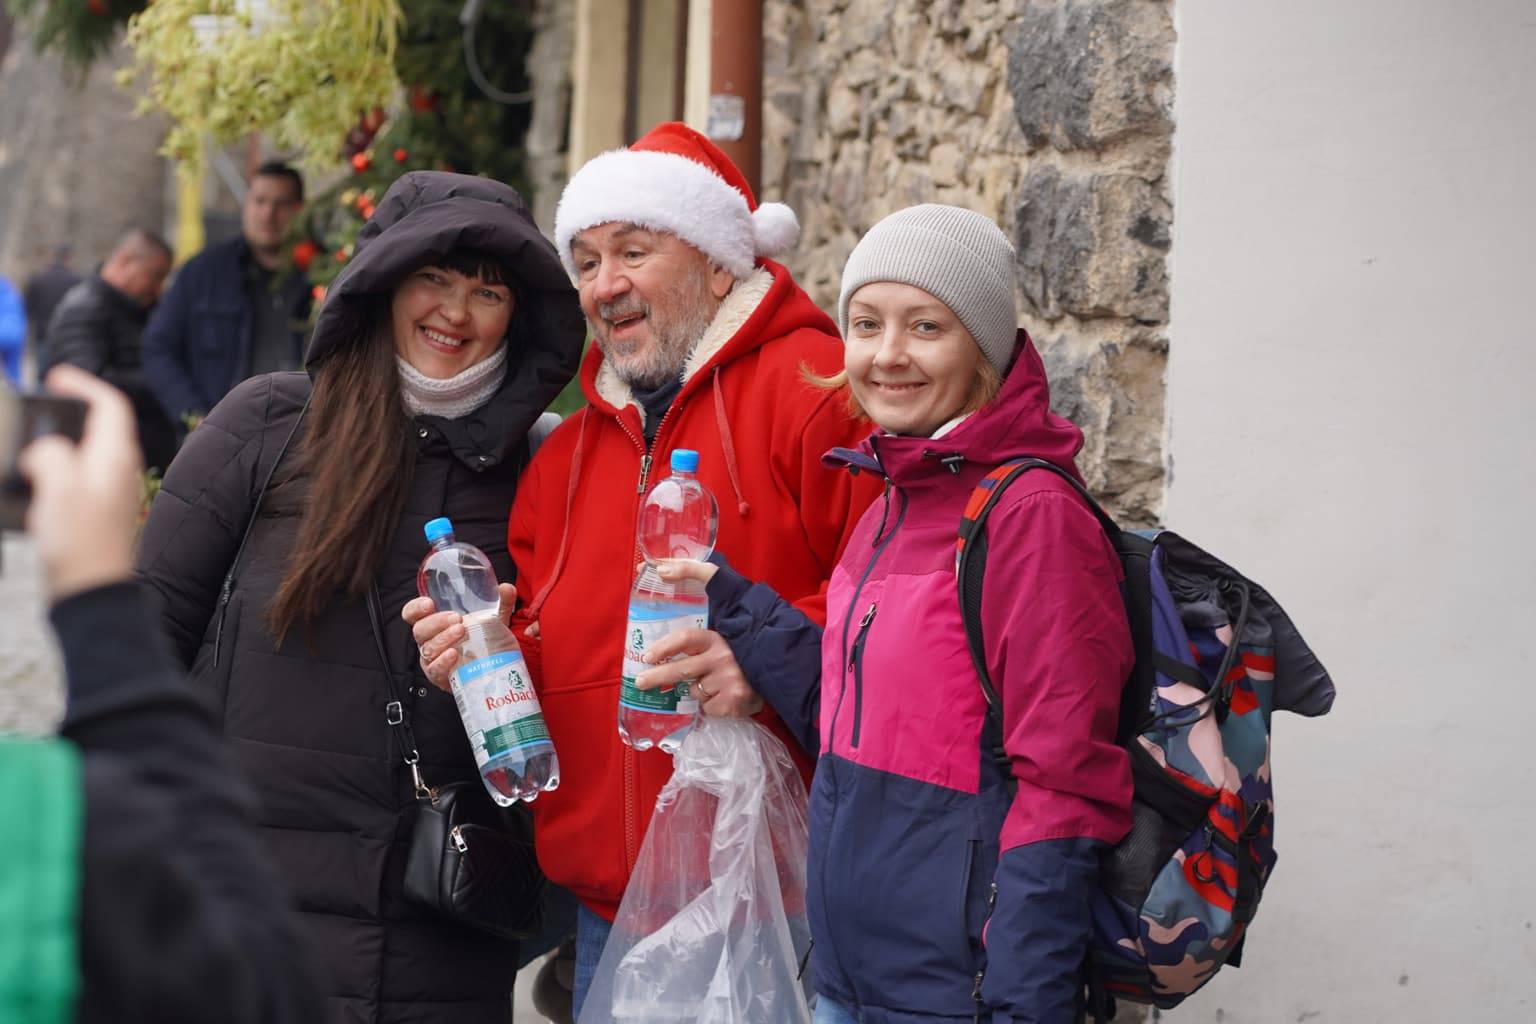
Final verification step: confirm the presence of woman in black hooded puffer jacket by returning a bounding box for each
[136,172,586,1023]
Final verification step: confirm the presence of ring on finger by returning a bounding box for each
[695,683,715,699]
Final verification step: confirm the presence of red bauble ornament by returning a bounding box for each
[311,284,328,304]
[88,0,109,14]
[362,107,386,133]
[351,152,372,173]
[292,240,319,272]
[393,148,408,164]
[408,84,437,113]
[334,249,350,264]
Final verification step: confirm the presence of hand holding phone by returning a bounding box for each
[15,366,145,602]
[0,388,89,533]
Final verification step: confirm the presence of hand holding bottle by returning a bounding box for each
[631,559,765,718]
[619,450,719,753]
[404,581,518,692]
[417,518,558,803]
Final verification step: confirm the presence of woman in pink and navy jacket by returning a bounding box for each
[636,205,1134,1023]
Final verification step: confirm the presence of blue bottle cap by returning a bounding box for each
[424,517,454,543]
[670,449,700,473]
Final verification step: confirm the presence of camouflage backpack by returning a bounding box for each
[956,457,1336,1016]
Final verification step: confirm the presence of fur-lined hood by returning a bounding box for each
[580,260,834,415]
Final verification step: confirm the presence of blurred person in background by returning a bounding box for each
[0,365,323,1024]
[42,229,176,473]
[0,274,23,386]
[143,161,311,435]
[23,245,82,371]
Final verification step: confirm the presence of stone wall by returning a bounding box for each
[524,0,576,232]
[762,0,1173,525]
[0,39,168,285]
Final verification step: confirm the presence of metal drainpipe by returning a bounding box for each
[706,0,763,197]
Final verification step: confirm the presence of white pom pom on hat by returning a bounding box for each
[555,121,801,279]
[751,201,800,260]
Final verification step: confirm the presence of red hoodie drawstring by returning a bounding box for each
[711,368,750,518]
[527,407,589,620]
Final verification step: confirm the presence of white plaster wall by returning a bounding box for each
[1165,2,1536,1020]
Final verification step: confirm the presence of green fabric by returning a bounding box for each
[0,738,81,1024]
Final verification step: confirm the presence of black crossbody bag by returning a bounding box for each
[363,585,546,940]
[219,396,545,941]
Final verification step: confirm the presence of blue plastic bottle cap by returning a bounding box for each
[424,517,455,543]
[670,449,700,473]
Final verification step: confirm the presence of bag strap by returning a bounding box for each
[212,395,311,667]
[364,583,435,800]
[957,458,1120,773]
[368,411,557,795]
[959,462,1127,1024]
[527,411,560,457]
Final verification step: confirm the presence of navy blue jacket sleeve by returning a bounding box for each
[705,562,824,756]
[141,267,205,423]
[982,836,1103,1023]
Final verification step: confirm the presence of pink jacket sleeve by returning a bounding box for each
[981,487,1134,850]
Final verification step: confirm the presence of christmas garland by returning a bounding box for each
[4,0,147,69]
[294,0,534,293]
[120,0,404,171]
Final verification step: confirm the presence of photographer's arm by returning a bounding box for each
[23,368,323,1024]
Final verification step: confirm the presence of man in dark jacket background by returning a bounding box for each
[142,161,310,433]
[43,230,176,472]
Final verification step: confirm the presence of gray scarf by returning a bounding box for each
[396,345,508,419]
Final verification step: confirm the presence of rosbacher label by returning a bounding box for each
[451,650,548,766]
[619,608,706,713]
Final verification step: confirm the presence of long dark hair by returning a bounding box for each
[266,308,413,643]
[267,250,515,642]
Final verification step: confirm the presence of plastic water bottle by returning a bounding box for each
[418,517,559,804]
[618,449,720,753]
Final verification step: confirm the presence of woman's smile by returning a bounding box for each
[418,324,469,353]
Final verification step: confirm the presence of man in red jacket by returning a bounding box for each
[407,122,878,1014]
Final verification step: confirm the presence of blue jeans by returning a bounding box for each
[515,885,580,970]
[571,902,613,1020]
[813,995,860,1024]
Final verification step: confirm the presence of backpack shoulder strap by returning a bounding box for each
[957,458,1130,769]
[958,458,1159,759]
[527,411,560,457]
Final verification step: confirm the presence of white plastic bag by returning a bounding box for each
[578,715,813,1024]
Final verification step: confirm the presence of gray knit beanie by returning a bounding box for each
[836,204,1018,374]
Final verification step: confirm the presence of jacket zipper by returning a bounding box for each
[613,413,650,871]
[616,399,679,872]
[964,878,1001,1019]
[212,576,233,667]
[828,486,906,743]
[848,603,877,748]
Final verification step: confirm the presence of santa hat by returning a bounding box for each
[554,121,800,279]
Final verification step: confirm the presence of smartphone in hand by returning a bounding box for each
[0,391,89,531]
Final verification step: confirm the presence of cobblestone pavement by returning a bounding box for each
[0,534,64,736]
